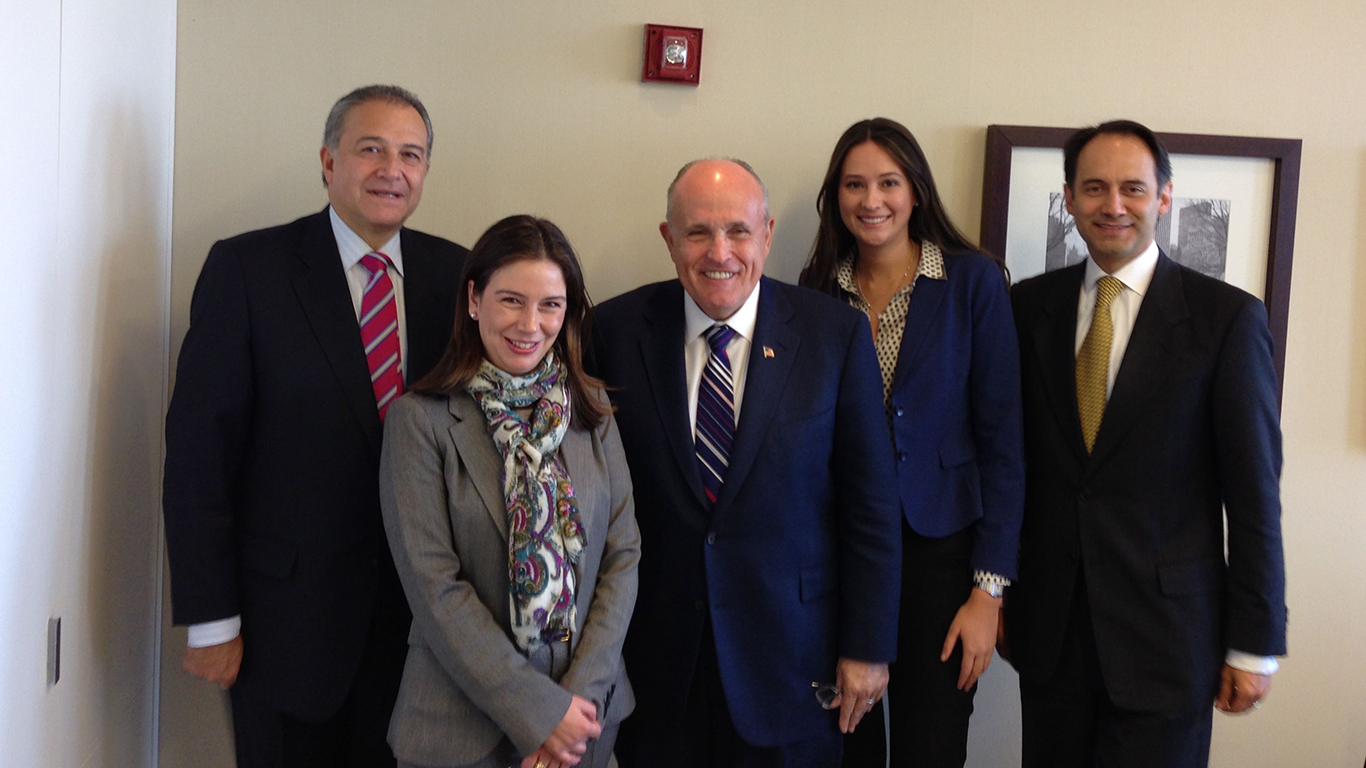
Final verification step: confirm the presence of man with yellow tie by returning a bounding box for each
[1005,120,1287,768]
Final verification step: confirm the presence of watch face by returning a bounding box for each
[663,41,688,66]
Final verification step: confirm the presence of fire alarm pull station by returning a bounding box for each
[642,24,703,85]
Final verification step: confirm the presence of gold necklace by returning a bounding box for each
[856,245,919,311]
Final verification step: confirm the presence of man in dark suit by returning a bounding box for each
[1006,120,1287,767]
[590,158,902,767]
[162,84,467,768]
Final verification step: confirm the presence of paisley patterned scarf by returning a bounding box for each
[466,353,586,651]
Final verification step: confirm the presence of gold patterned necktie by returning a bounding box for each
[1076,275,1123,453]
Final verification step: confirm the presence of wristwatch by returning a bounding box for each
[973,572,1008,598]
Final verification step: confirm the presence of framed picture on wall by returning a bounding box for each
[978,124,1301,398]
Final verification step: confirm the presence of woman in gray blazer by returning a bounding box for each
[379,215,639,768]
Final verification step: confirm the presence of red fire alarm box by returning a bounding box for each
[642,24,703,85]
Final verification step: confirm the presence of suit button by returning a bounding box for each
[1067,552,1079,563]
[894,406,904,417]
[898,450,908,462]
[694,599,705,611]
[1078,489,1091,501]
[706,533,717,545]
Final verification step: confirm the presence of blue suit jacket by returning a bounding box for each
[873,251,1024,578]
[588,277,901,747]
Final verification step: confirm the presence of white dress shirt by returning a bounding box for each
[1075,241,1278,676]
[684,281,762,430]
[187,208,409,648]
[1074,242,1159,393]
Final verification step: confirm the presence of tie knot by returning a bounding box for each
[704,324,736,352]
[361,252,392,276]
[1095,275,1123,308]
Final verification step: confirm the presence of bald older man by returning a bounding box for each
[588,159,902,767]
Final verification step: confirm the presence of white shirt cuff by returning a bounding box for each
[1225,649,1279,675]
[972,570,1012,586]
[187,616,241,648]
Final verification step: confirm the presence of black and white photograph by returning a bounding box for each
[1045,192,1232,279]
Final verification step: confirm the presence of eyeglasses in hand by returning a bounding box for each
[812,681,841,710]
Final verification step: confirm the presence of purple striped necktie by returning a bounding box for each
[359,252,402,421]
[695,324,737,506]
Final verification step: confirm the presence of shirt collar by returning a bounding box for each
[919,242,948,280]
[329,205,404,276]
[834,241,947,297]
[1083,239,1158,297]
[683,278,762,343]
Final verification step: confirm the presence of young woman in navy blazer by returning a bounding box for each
[799,118,1025,768]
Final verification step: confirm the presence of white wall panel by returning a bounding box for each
[0,0,176,764]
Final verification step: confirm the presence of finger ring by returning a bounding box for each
[1252,700,1261,709]
[536,762,547,768]
[867,697,876,705]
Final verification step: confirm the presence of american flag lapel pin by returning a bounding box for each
[762,346,775,358]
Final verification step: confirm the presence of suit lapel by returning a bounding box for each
[638,283,710,515]
[1085,253,1187,471]
[713,279,799,516]
[559,419,595,589]
[560,422,595,533]
[890,275,948,390]
[291,209,383,450]
[1031,263,1089,466]
[399,229,451,383]
[447,394,509,539]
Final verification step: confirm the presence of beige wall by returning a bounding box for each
[167,1,1366,765]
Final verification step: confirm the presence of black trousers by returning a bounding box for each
[229,593,409,768]
[617,617,842,768]
[1018,578,1213,768]
[842,523,978,768]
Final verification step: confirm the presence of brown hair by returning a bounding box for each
[799,117,1004,294]
[413,215,609,429]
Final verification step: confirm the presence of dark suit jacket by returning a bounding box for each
[162,208,467,718]
[825,251,1024,577]
[1007,253,1287,714]
[588,276,902,748]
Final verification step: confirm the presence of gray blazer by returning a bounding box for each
[379,389,639,766]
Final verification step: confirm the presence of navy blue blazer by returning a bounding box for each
[588,277,901,748]
[831,251,1024,578]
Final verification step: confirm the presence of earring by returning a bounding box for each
[469,312,477,319]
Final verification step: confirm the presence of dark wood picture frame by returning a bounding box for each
[979,124,1301,400]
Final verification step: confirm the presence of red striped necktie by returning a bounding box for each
[359,252,402,421]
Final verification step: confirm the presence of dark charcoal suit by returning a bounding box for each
[163,208,466,766]
[1007,253,1286,766]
